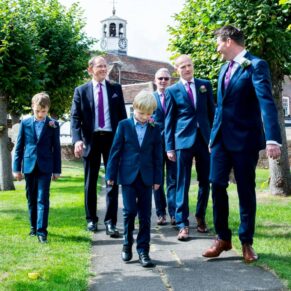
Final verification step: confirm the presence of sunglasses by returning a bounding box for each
[157,77,170,81]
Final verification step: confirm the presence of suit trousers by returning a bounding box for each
[122,173,152,254]
[153,150,177,218]
[209,138,259,244]
[24,165,51,236]
[175,130,210,229]
[83,131,119,225]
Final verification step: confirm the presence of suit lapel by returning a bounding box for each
[38,116,49,142]
[194,78,201,110]
[106,80,113,113]
[30,116,37,142]
[129,118,141,148]
[225,65,244,94]
[219,64,228,99]
[140,125,151,148]
[154,91,164,116]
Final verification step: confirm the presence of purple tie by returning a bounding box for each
[186,82,195,108]
[161,93,166,113]
[98,83,105,128]
[224,60,235,89]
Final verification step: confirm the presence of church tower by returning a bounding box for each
[100,3,128,55]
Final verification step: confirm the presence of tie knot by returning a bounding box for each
[229,60,235,67]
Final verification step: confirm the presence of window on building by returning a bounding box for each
[119,24,124,37]
[103,24,107,37]
[283,96,290,117]
[109,23,116,37]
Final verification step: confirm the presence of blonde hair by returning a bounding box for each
[31,92,50,108]
[133,91,157,113]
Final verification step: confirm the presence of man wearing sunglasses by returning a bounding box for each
[152,68,177,227]
[165,55,215,241]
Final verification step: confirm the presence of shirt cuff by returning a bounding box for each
[266,140,282,147]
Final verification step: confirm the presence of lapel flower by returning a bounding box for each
[199,85,207,93]
[240,57,251,69]
[48,120,57,128]
[148,117,155,127]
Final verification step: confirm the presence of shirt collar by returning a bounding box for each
[233,49,247,64]
[180,77,195,86]
[92,79,106,87]
[133,117,148,127]
[157,90,165,96]
[34,117,46,123]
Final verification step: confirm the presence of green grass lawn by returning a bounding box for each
[189,168,291,290]
[1,163,290,290]
[0,161,102,291]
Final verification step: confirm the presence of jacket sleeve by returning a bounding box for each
[53,120,62,174]
[164,88,176,151]
[153,125,163,185]
[13,121,25,173]
[70,87,83,144]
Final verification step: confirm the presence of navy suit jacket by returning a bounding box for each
[210,52,282,151]
[165,78,215,151]
[152,91,165,138]
[13,116,61,174]
[70,80,127,157]
[106,118,163,186]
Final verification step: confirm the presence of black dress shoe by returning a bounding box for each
[121,246,132,262]
[105,223,120,238]
[37,235,48,244]
[29,229,36,236]
[138,252,155,268]
[87,222,97,232]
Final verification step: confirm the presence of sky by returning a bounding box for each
[59,0,185,63]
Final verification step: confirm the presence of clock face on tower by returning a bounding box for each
[100,38,107,50]
[118,38,127,49]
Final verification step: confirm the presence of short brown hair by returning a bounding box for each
[31,92,50,108]
[214,25,245,46]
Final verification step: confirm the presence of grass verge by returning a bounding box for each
[189,168,291,289]
[0,161,101,291]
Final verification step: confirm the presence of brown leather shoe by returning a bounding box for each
[157,215,167,225]
[202,239,232,257]
[196,216,208,233]
[242,244,258,263]
[177,227,189,241]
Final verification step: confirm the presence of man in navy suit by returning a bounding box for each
[152,68,177,226]
[71,56,127,236]
[106,91,162,268]
[202,25,281,263]
[165,55,215,240]
[13,92,61,243]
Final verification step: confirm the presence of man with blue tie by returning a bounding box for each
[202,25,281,263]
[152,68,177,226]
[71,56,127,236]
[165,55,215,241]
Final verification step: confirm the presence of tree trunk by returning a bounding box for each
[269,80,291,196]
[0,95,15,191]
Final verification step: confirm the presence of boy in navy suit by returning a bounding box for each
[106,91,163,268]
[13,92,61,243]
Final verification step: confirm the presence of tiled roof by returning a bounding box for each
[122,82,154,103]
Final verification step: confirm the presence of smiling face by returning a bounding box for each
[175,55,194,82]
[216,36,233,61]
[88,57,108,82]
[154,71,171,92]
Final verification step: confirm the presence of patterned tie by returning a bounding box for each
[186,82,195,108]
[224,60,235,89]
[98,83,105,128]
[161,92,166,113]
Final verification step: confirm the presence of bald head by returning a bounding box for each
[175,55,194,82]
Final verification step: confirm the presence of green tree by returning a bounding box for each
[0,0,93,190]
[168,0,291,195]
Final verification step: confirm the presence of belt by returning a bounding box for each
[95,131,112,136]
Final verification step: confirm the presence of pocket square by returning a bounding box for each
[112,93,119,98]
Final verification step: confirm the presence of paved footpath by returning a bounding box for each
[89,185,285,291]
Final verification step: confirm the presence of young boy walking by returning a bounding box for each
[106,91,163,267]
[13,92,61,243]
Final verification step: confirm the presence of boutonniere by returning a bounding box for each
[240,57,251,69]
[48,120,57,128]
[148,117,155,127]
[199,85,207,93]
